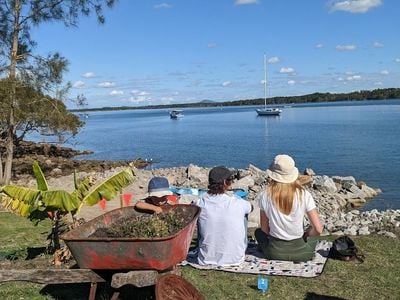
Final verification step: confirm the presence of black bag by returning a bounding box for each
[329,236,365,263]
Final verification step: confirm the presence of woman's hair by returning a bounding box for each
[267,180,304,215]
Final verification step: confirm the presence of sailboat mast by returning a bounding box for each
[264,54,267,108]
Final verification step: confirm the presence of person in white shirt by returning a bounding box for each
[193,166,253,266]
[255,154,323,262]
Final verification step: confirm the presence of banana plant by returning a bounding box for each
[0,161,135,252]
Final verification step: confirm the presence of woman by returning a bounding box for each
[255,154,323,262]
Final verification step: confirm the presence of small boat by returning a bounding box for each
[169,109,183,119]
[256,54,282,116]
[256,107,282,116]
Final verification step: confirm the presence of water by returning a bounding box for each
[40,100,400,210]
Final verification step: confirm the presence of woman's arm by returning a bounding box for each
[134,201,163,214]
[259,209,270,234]
[305,208,323,236]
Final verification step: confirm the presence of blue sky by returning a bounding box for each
[31,0,400,109]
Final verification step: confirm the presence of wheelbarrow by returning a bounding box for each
[61,204,200,271]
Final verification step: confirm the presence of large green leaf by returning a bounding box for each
[32,161,49,191]
[71,176,96,201]
[40,190,79,211]
[1,185,41,205]
[83,168,135,206]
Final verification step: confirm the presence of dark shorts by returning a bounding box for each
[254,228,318,262]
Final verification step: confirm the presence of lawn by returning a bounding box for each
[0,210,399,299]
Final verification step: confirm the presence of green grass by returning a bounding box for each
[1,210,399,299]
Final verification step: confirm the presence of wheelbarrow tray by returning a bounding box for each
[61,204,200,270]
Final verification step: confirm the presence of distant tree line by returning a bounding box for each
[72,88,400,112]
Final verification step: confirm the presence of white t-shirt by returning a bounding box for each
[256,189,316,240]
[193,193,252,266]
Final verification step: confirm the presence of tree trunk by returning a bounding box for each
[2,0,21,184]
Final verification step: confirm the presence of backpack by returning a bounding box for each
[329,236,365,263]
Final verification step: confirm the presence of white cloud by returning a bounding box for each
[138,91,150,96]
[161,96,174,102]
[98,81,115,88]
[235,0,259,5]
[279,67,295,74]
[395,58,400,63]
[287,80,296,86]
[373,41,384,48]
[207,43,217,48]
[82,72,95,78]
[374,81,383,85]
[131,89,140,94]
[330,0,382,14]
[128,94,152,103]
[222,81,231,87]
[110,90,124,96]
[315,43,324,48]
[267,56,280,64]
[154,3,172,9]
[336,44,357,51]
[381,70,389,75]
[346,75,362,81]
[338,77,344,81]
[73,80,85,88]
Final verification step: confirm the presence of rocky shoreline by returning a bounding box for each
[5,142,399,238]
[13,162,397,239]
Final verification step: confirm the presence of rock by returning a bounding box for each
[313,175,337,193]
[187,164,208,185]
[377,231,397,239]
[332,176,357,186]
[358,226,370,235]
[303,168,315,176]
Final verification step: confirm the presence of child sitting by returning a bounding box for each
[134,177,178,214]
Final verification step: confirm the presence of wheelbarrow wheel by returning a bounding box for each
[155,274,204,300]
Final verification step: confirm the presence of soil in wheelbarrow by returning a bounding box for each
[90,207,193,238]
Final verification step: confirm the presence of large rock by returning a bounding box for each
[313,175,337,194]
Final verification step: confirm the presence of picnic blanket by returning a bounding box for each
[180,240,331,278]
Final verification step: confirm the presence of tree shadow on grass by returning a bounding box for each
[304,292,347,300]
[41,282,156,300]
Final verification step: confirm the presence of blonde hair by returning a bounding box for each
[267,180,304,215]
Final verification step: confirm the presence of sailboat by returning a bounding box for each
[256,54,282,116]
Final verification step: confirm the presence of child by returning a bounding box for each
[134,176,178,214]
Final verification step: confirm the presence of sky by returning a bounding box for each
[30,0,400,109]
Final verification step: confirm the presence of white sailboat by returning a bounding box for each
[256,54,282,116]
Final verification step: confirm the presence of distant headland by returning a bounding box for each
[71,88,400,113]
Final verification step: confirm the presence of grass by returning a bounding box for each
[0,209,399,300]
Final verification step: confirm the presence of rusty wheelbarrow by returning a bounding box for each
[61,204,200,271]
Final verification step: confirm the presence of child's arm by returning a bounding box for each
[134,201,163,214]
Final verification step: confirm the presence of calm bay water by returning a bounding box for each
[66,100,400,210]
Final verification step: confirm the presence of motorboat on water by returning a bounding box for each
[170,109,183,119]
[256,54,282,116]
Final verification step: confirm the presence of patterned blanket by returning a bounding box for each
[180,240,331,278]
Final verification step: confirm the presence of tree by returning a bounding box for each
[0,78,84,146]
[0,0,116,185]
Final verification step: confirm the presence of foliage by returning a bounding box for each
[0,161,135,251]
[0,0,116,185]
[91,209,190,238]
